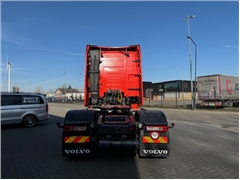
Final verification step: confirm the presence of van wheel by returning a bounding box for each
[23,115,37,127]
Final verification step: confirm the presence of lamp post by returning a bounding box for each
[187,36,197,110]
[184,15,195,110]
[159,89,164,108]
[64,71,66,102]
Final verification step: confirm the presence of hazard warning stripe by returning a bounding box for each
[64,136,90,143]
[142,136,168,144]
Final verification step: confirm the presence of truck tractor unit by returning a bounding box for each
[57,45,175,158]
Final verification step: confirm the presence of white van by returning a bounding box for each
[1,92,49,127]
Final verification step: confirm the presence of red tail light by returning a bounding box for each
[146,126,168,132]
[46,104,48,112]
[64,126,87,132]
[129,124,136,131]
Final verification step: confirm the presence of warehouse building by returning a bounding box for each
[143,80,197,101]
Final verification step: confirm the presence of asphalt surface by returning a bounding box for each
[1,103,239,179]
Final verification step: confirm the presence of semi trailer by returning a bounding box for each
[197,74,239,107]
[57,45,175,158]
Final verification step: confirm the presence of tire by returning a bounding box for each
[23,115,37,127]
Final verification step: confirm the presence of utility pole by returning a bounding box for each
[187,36,197,110]
[64,71,66,102]
[184,15,195,110]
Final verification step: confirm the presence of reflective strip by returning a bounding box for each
[142,136,168,144]
[64,136,90,143]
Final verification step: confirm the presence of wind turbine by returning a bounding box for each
[6,55,13,92]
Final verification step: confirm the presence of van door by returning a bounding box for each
[1,95,21,124]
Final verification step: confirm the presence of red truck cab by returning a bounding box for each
[84,45,143,109]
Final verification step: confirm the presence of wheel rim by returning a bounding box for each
[24,116,37,127]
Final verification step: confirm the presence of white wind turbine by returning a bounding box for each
[5,55,13,92]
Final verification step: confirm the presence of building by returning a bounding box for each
[54,85,83,101]
[143,81,153,99]
[143,80,197,101]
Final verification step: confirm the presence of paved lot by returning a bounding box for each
[1,103,239,179]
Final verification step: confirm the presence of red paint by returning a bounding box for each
[226,79,233,95]
[84,45,143,109]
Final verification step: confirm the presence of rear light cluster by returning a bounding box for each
[146,126,168,132]
[64,126,87,132]
[129,124,136,131]
[46,104,48,112]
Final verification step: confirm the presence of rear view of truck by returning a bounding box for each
[57,45,175,158]
[198,74,239,107]
[84,45,143,109]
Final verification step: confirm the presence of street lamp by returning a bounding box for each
[187,36,197,110]
[159,89,164,108]
[184,15,195,110]
[64,71,66,101]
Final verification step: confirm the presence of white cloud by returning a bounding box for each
[28,47,48,51]
[223,45,239,48]
[1,39,22,45]
[2,21,33,46]
[68,53,85,56]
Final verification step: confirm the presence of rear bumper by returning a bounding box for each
[98,138,138,151]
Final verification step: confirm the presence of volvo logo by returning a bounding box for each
[64,149,91,154]
[143,149,168,155]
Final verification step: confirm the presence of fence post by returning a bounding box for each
[175,88,178,108]
[213,86,216,109]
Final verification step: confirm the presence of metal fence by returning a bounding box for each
[47,97,194,108]
[47,97,84,104]
[48,91,239,108]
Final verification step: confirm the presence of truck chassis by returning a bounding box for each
[57,106,175,158]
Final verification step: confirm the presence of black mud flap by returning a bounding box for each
[139,141,169,158]
[61,109,96,157]
[138,130,170,158]
[136,110,170,158]
[62,138,94,157]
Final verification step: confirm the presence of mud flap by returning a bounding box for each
[135,110,170,158]
[139,143,169,158]
[62,109,96,157]
[138,130,170,158]
[62,136,94,157]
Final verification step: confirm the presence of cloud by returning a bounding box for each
[68,53,85,56]
[2,21,33,46]
[2,39,22,45]
[223,45,239,48]
[1,45,10,48]
[28,47,48,51]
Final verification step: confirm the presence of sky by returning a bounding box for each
[1,1,239,93]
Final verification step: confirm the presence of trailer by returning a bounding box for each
[197,74,239,107]
[57,45,175,158]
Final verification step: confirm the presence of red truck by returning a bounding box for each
[57,45,175,158]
